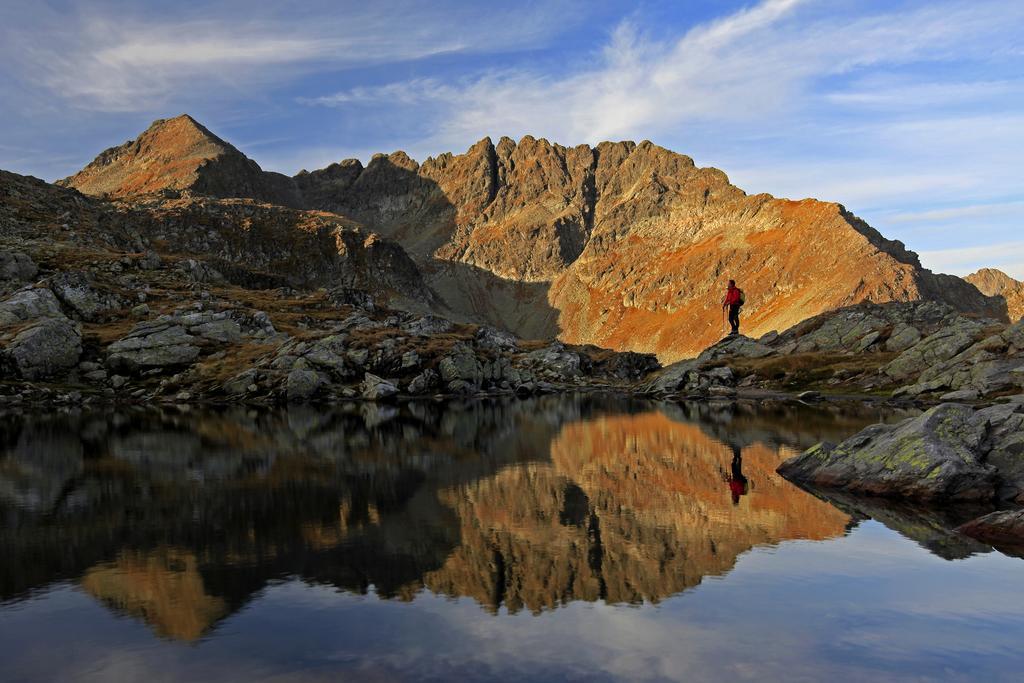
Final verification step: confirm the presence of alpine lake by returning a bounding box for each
[2,395,1022,682]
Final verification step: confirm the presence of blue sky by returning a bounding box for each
[2,0,1023,277]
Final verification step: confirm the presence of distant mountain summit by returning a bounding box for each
[966,268,1024,321]
[58,114,301,207]
[59,115,1007,360]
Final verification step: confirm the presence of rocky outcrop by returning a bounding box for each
[966,268,1024,322]
[778,402,1024,503]
[5,317,82,379]
[957,509,1024,549]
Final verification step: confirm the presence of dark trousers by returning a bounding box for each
[728,304,741,334]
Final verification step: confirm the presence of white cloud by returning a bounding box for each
[881,200,1024,224]
[302,0,1024,152]
[0,1,581,112]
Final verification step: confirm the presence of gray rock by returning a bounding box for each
[131,303,150,318]
[524,342,582,378]
[797,390,822,401]
[884,320,985,381]
[439,344,483,385]
[778,403,998,501]
[0,287,63,325]
[475,325,518,350]
[189,318,242,343]
[49,271,120,321]
[177,258,226,284]
[940,389,980,402]
[110,375,128,389]
[976,403,1024,503]
[286,368,323,402]
[5,317,82,379]
[0,252,38,283]
[407,368,438,394]
[362,373,398,401]
[107,323,200,373]
[223,369,259,395]
[138,251,162,270]
[400,350,421,370]
[402,315,453,336]
[885,323,922,352]
[698,335,774,363]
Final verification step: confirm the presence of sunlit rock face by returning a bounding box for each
[59,117,1005,360]
[966,268,1024,322]
[58,115,302,207]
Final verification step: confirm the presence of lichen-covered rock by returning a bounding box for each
[5,317,82,379]
[286,368,323,402]
[107,321,200,373]
[884,319,986,381]
[407,368,438,394]
[439,344,483,386]
[49,270,123,321]
[0,287,63,326]
[778,404,997,501]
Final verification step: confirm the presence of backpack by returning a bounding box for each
[737,289,745,307]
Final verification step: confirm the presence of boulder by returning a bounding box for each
[599,351,661,380]
[5,317,82,379]
[407,368,438,394]
[0,287,63,326]
[697,335,774,363]
[286,368,323,402]
[884,319,985,381]
[475,325,518,350]
[524,342,582,378]
[957,509,1024,547]
[361,373,398,401]
[778,404,998,501]
[977,403,1024,503]
[402,315,453,336]
[107,321,201,373]
[49,270,121,321]
[439,344,483,385]
[0,252,38,283]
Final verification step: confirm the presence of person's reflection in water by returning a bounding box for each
[727,445,749,506]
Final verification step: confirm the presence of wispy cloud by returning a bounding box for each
[302,0,1024,150]
[0,1,581,112]
[920,241,1024,278]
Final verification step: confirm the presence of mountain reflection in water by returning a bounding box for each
[0,396,942,643]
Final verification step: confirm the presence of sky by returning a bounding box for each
[2,0,1023,278]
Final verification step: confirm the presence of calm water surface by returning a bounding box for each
[1,397,1022,682]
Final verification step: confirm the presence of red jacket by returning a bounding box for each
[724,286,741,306]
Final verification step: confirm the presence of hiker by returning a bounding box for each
[727,445,748,506]
[721,279,744,336]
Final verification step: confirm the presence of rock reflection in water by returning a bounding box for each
[0,397,914,640]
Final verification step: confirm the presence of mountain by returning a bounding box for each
[57,114,301,207]
[60,116,1006,360]
[965,268,1024,322]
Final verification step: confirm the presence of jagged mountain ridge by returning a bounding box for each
[59,115,1006,360]
[966,268,1024,322]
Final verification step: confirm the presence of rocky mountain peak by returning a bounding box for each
[966,268,1024,321]
[60,114,301,207]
